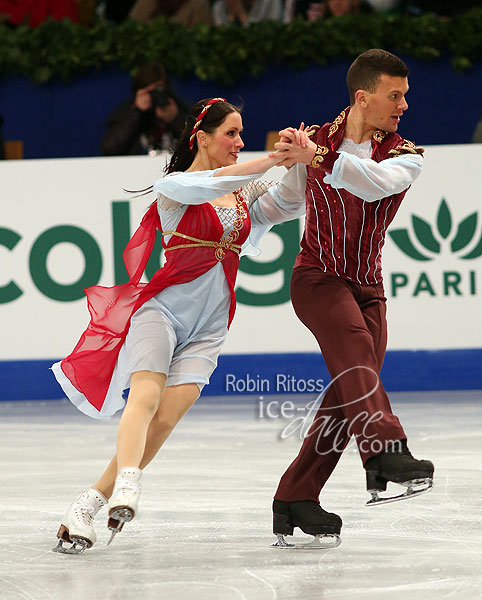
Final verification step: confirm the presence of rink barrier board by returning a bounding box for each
[2,147,482,358]
[0,349,480,402]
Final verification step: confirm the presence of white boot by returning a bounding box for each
[54,488,107,554]
[107,467,142,544]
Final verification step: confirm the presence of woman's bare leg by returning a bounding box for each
[140,382,200,467]
[116,370,166,469]
[93,382,200,498]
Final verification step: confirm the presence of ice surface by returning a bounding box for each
[1,391,481,600]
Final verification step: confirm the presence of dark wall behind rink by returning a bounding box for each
[1,57,481,159]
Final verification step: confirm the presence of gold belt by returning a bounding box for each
[163,230,242,261]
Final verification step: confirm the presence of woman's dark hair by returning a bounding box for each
[165,98,241,174]
[124,98,241,198]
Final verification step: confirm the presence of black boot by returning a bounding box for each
[273,499,342,536]
[364,440,434,491]
[364,440,434,505]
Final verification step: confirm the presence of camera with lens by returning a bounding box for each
[150,86,172,108]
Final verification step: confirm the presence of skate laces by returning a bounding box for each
[75,497,96,526]
[116,478,140,498]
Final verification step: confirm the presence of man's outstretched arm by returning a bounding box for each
[272,128,424,202]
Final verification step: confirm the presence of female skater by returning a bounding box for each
[52,97,305,553]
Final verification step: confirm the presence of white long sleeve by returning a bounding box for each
[153,169,263,205]
[240,166,306,257]
[249,165,307,226]
[324,152,424,202]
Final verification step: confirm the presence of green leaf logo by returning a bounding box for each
[437,199,452,239]
[451,213,477,252]
[389,198,482,260]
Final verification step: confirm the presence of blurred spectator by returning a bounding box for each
[75,0,96,26]
[283,0,297,21]
[287,0,482,18]
[403,0,480,17]
[365,0,399,12]
[325,0,349,16]
[102,0,136,23]
[325,0,355,17]
[284,1,323,21]
[290,0,358,20]
[212,0,282,25]
[129,0,212,26]
[324,0,374,17]
[101,63,190,156]
[352,0,375,13]
[306,2,325,20]
[0,0,79,27]
[284,0,373,21]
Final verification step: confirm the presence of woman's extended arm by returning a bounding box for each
[214,154,281,177]
[153,170,268,205]
[154,152,286,205]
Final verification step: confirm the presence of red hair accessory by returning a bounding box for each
[189,97,227,151]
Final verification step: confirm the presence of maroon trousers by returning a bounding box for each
[275,267,406,502]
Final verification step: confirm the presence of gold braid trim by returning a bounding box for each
[373,130,387,143]
[163,189,247,261]
[163,231,241,260]
[306,125,320,138]
[328,108,348,137]
[163,231,242,254]
[311,145,329,168]
[387,140,425,158]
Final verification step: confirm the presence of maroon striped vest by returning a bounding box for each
[295,107,413,285]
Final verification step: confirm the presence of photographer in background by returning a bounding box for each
[101,63,190,156]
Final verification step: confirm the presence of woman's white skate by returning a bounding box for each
[107,467,142,545]
[53,488,107,554]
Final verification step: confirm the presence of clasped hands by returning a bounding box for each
[269,123,317,168]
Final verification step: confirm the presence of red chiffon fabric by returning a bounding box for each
[60,200,250,411]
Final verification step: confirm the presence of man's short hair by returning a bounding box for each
[346,49,409,104]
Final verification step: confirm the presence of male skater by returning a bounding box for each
[270,49,434,548]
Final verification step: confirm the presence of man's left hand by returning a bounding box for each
[269,124,316,167]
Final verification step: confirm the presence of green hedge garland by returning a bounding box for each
[0,9,481,84]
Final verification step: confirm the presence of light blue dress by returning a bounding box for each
[58,168,306,419]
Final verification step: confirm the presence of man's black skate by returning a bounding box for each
[271,500,342,549]
[364,440,434,506]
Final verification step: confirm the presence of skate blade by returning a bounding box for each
[106,530,118,546]
[271,533,342,550]
[52,538,90,554]
[106,508,133,546]
[52,525,91,554]
[366,477,433,506]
